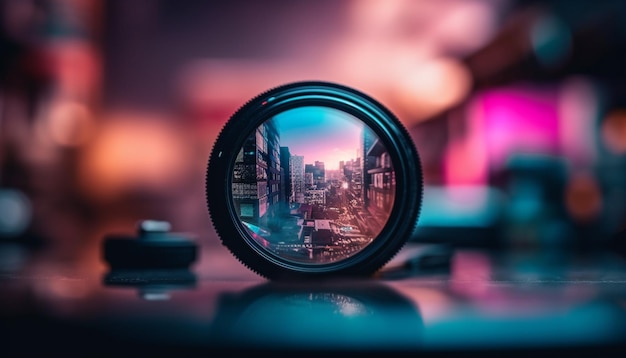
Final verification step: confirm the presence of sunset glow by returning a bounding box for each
[271,107,363,169]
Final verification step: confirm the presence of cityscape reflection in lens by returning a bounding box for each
[231,106,395,264]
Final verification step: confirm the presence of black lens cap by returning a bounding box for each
[103,220,198,270]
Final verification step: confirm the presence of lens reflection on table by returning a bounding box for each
[208,281,422,351]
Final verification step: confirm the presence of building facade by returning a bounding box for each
[231,120,281,225]
[290,155,305,203]
[279,146,292,205]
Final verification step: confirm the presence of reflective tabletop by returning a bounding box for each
[2,241,626,357]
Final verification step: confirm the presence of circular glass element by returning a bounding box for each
[233,106,394,264]
[207,81,422,279]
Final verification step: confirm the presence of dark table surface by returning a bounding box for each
[2,240,626,358]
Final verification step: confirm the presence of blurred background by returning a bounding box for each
[1,0,626,272]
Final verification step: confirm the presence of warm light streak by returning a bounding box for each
[601,109,626,154]
[393,58,472,123]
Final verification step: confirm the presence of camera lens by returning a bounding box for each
[206,81,422,279]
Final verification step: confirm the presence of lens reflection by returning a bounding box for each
[232,106,395,264]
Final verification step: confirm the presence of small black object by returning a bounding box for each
[103,220,198,269]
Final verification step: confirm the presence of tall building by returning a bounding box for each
[266,122,281,216]
[290,155,305,203]
[231,121,281,225]
[305,162,325,188]
[305,172,314,188]
[363,128,395,233]
[362,127,376,204]
[314,161,326,184]
[279,147,292,205]
[345,158,362,202]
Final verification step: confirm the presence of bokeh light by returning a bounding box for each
[0,0,625,261]
[602,110,626,154]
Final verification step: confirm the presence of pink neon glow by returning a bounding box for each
[481,87,560,169]
[445,86,561,186]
